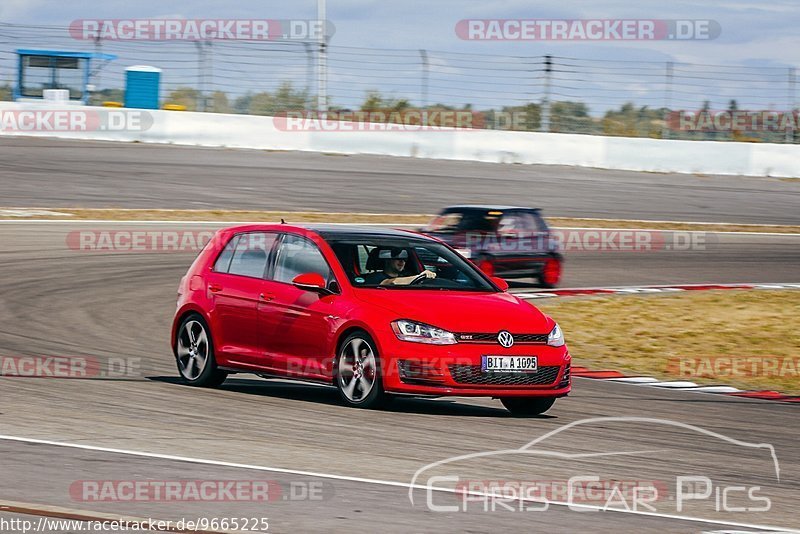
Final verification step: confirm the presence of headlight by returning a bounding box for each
[391,319,457,345]
[547,323,565,347]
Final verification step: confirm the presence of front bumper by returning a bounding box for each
[380,338,571,398]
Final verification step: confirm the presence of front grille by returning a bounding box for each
[448,365,561,386]
[456,333,548,344]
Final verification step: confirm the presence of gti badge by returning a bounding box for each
[497,330,514,348]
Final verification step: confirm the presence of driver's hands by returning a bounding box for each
[420,270,437,279]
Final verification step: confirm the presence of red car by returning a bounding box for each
[171,224,571,416]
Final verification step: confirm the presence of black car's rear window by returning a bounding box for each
[426,210,500,233]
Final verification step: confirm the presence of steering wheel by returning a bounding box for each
[410,272,429,285]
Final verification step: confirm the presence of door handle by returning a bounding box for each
[260,293,275,302]
[208,284,223,293]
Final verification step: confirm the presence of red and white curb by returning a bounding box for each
[517,283,800,403]
[572,367,800,403]
[515,282,800,299]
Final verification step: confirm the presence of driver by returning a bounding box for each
[365,248,436,286]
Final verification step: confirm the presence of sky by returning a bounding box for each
[1,1,798,112]
[2,0,798,65]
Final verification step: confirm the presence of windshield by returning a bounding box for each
[327,237,497,291]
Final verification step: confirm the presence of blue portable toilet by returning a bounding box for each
[125,66,161,109]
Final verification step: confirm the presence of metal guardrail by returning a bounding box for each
[0,22,796,142]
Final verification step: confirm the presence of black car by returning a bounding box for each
[421,205,563,287]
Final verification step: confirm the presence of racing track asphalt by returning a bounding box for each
[0,138,798,532]
[1,136,800,224]
[0,223,797,532]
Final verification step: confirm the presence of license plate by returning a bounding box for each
[482,356,538,372]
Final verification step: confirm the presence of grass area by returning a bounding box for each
[548,218,800,234]
[1,208,798,234]
[535,290,800,394]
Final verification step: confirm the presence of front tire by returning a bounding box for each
[175,314,228,387]
[501,397,556,416]
[334,332,388,409]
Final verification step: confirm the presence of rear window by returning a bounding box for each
[425,210,501,233]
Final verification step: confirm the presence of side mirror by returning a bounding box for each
[491,276,509,291]
[292,273,332,294]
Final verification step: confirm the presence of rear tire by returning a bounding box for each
[175,314,228,387]
[334,332,388,409]
[537,254,563,289]
[501,397,556,416]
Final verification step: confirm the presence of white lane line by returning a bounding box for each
[556,227,800,237]
[0,434,796,532]
[0,220,799,236]
[690,386,743,393]
[604,377,661,384]
[648,381,701,388]
[551,217,797,227]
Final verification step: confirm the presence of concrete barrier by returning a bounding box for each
[1,101,798,177]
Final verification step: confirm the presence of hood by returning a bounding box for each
[354,289,553,334]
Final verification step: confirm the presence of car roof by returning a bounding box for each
[221,223,431,241]
[305,224,430,241]
[442,205,541,212]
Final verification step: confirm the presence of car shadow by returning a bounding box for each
[148,375,555,418]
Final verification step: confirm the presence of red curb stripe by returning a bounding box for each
[673,284,754,291]
[726,391,800,402]
[729,391,784,398]
[573,366,798,403]
[550,289,617,296]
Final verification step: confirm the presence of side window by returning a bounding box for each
[228,232,276,278]
[212,235,239,273]
[528,211,549,232]
[273,234,332,284]
[357,245,375,273]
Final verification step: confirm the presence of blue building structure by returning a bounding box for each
[15,49,117,104]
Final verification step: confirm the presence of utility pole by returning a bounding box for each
[663,61,674,140]
[788,67,796,143]
[93,36,102,91]
[419,49,429,110]
[317,0,327,117]
[196,41,207,112]
[540,55,552,133]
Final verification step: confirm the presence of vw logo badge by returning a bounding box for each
[497,330,514,348]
